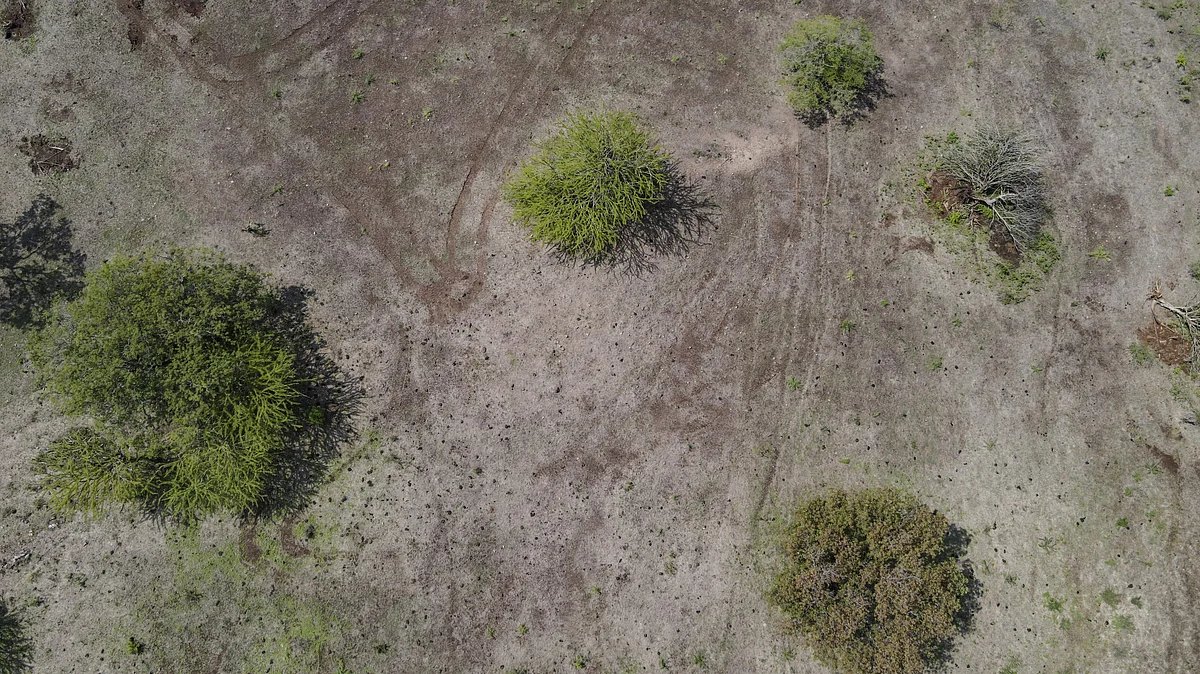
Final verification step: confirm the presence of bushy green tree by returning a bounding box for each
[779,16,884,122]
[31,248,341,519]
[502,110,672,263]
[771,489,969,674]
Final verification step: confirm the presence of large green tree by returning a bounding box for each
[771,489,971,674]
[31,248,352,519]
[779,16,884,124]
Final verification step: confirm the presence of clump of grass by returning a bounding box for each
[502,110,671,263]
[778,15,883,123]
[770,488,970,674]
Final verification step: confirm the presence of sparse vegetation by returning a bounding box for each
[30,247,357,520]
[771,488,970,674]
[779,16,883,123]
[502,111,671,263]
[1129,342,1156,367]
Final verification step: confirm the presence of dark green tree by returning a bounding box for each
[31,248,358,520]
[779,16,884,124]
[771,489,972,674]
[502,110,673,264]
[0,194,85,329]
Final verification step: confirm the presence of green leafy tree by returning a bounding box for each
[31,248,353,520]
[771,489,970,674]
[779,16,884,123]
[502,110,672,263]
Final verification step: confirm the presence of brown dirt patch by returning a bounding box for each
[927,170,969,214]
[238,523,263,564]
[278,515,309,558]
[1137,321,1192,367]
[899,236,935,255]
[1148,445,1181,475]
[18,135,77,174]
[927,170,1021,264]
[1,0,34,40]
[175,0,205,17]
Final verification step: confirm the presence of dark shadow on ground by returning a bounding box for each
[0,602,33,674]
[556,161,719,276]
[0,194,86,329]
[932,524,984,670]
[798,70,891,129]
[250,285,363,520]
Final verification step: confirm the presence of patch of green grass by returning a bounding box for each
[132,526,349,673]
[1129,342,1156,366]
[1095,47,1109,61]
[571,654,588,669]
[1000,656,1021,674]
[1100,588,1122,607]
[1088,245,1112,261]
[839,320,856,334]
[351,47,365,59]
[350,90,366,104]
[1042,593,1064,612]
[1117,517,1129,528]
[1131,596,1144,608]
[1165,185,1177,196]
[1112,614,1134,631]
[928,356,944,371]
[694,651,708,668]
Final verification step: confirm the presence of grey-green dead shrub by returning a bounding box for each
[779,16,884,124]
[943,127,1048,251]
[502,110,672,263]
[31,248,359,520]
[771,488,972,674]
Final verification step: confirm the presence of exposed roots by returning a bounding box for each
[944,127,1047,252]
[1148,279,1200,367]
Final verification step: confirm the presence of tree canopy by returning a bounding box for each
[31,248,356,520]
[771,489,970,674]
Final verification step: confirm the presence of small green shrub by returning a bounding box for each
[779,16,884,122]
[31,248,354,520]
[502,111,671,263]
[771,488,970,674]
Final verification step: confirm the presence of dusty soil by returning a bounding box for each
[1,1,1199,674]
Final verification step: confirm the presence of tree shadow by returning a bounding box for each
[931,523,984,670]
[0,194,86,330]
[0,602,33,674]
[250,285,364,520]
[556,161,719,276]
[798,71,891,130]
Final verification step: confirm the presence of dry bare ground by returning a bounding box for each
[1,0,1199,672]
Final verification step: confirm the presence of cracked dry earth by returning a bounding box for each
[1,0,1199,673]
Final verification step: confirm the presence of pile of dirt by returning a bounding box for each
[1,0,34,40]
[1137,321,1192,367]
[18,135,78,174]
